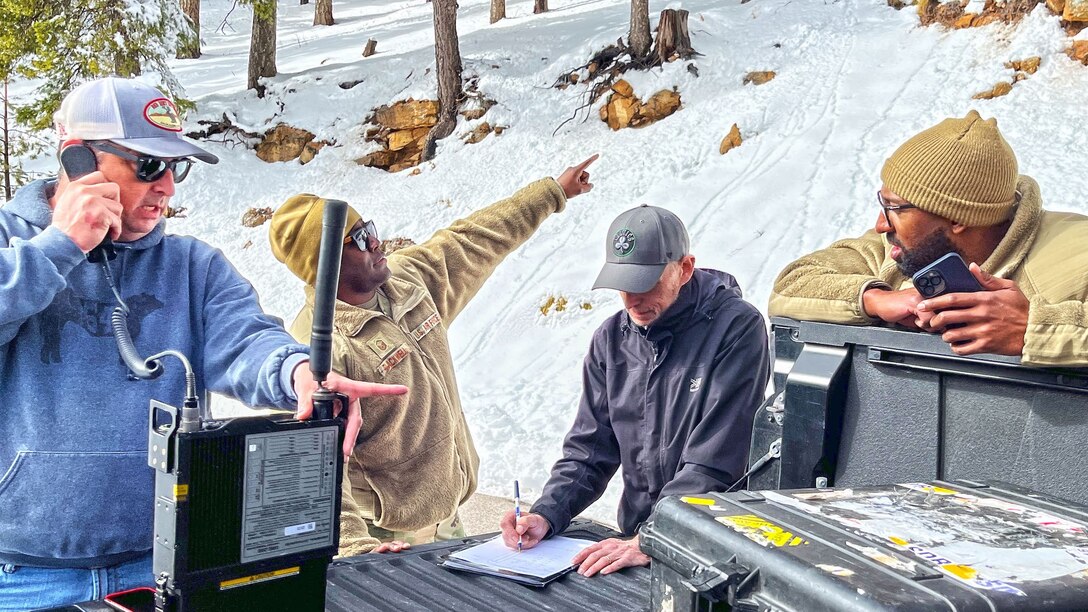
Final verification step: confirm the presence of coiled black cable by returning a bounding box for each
[110,306,164,380]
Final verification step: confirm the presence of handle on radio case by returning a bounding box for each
[641,520,753,604]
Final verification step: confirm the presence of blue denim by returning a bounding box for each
[0,553,151,612]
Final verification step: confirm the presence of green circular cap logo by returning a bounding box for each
[612,228,636,257]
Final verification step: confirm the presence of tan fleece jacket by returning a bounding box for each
[289,178,568,555]
[769,175,1088,367]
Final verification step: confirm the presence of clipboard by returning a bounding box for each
[437,535,594,587]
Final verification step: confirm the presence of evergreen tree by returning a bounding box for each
[629,0,651,59]
[422,0,461,162]
[1,0,188,131]
[178,0,201,59]
[245,0,277,95]
[314,0,334,26]
[0,0,185,196]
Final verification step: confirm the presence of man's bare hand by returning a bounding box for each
[372,540,410,554]
[571,536,650,577]
[555,154,598,200]
[52,172,123,252]
[292,364,408,461]
[499,510,549,551]
[862,287,924,329]
[916,263,1029,356]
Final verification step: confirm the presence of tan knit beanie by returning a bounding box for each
[269,194,362,286]
[880,110,1018,227]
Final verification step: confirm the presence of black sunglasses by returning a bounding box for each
[87,141,193,183]
[876,191,916,225]
[345,220,379,252]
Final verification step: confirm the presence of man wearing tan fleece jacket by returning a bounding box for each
[268,156,597,555]
[770,111,1088,366]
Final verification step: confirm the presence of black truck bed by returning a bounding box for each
[326,520,649,611]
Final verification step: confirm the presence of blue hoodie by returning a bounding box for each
[0,179,308,568]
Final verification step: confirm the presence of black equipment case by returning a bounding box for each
[750,318,1088,501]
[641,480,1088,611]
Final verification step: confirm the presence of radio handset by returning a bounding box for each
[59,143,116,263]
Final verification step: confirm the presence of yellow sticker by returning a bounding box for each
[717,514,808,547]
[681,496,715,506]
[888,536,909,547]
[173,484,189,501]
[220,566,300,591]
[942,564,978,580]
[909,484,958,495]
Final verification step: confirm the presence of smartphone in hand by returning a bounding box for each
[912,252,983,298]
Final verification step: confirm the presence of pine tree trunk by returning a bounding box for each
[247,0,278,96]
[629,0,651,59]
[314,0,334,25]
[177,0,201,59]
[490,0,505,24]
[534,0,547,14]
[652,8,694,65]
[422,0,462,162]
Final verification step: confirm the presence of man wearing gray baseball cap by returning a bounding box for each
[0,77,405,611]
[500,205,770,576]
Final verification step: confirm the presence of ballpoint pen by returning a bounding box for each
[514,480,523,552]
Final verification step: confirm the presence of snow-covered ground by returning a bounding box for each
[10,0,1088,526]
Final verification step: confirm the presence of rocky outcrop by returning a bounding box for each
[743,71,777,85]
[919,0,1042,28]
[356,99,439,173]
[719,124,743,155]
[241,207,275,228]
[598,80,682,130]
[972,81,1013,99]
[255,124,327,165]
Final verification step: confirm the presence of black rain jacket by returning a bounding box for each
[532,268,770,536]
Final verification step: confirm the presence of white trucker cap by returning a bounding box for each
[54,77,218,164]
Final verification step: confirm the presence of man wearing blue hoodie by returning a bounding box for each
[499,205,770,576]
[0,77,405,612]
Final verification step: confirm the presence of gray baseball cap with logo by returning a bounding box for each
[592,205,690,293]
[53,77,218,164]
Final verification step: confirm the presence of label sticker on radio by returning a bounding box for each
[240,427,338,563]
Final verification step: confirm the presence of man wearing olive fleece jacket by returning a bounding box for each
[269,156,598,554]
[770,110,1088,366]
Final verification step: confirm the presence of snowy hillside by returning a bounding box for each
[13,0,1088,525]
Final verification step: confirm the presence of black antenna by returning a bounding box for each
[310,199,348,420]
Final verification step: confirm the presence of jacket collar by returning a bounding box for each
[7,178,166,251]
[5,179,56,228]
[984,175,1043,278]
[621,268,743,337]
[306,270,429,337]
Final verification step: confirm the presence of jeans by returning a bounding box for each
[0,553,152,612]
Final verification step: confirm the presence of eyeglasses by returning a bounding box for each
[876,191,916,225]
[344,220,379,252]
[87,141,193,183]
